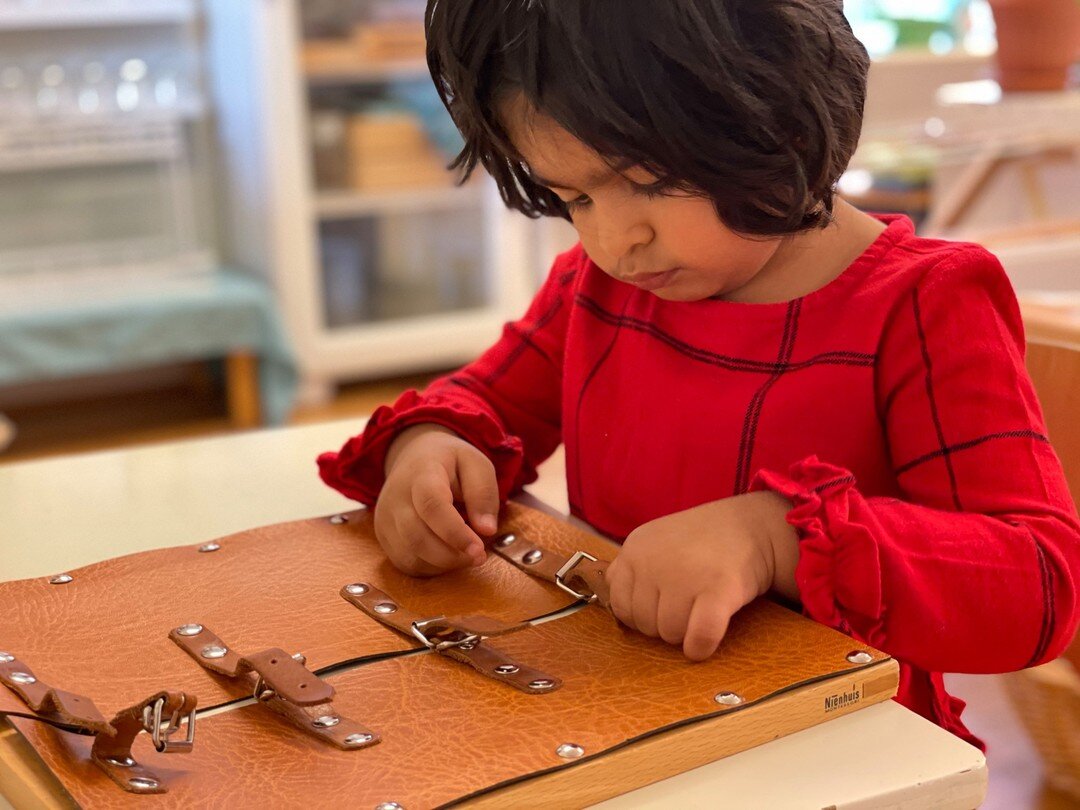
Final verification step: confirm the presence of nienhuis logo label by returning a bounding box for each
[824,685,861,713]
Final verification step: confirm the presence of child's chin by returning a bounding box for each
[650,285,715,303]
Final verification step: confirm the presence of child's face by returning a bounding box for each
[502,97,784,302]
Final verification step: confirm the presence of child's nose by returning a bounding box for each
[595,219,655,262]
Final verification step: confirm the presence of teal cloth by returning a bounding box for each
[0,270,298,425]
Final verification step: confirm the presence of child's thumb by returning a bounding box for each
[458,453,500,537]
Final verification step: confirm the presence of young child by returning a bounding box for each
[318,0,1080,748]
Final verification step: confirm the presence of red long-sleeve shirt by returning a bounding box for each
[319,214,1080,747]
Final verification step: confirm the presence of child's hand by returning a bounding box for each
[374,424,500,577]
[605,492,798,661]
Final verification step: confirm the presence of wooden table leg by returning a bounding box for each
[225,351,261,429]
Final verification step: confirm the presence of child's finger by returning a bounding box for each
[682,594,731,661]
[397,513,476,572]
[410,472,485,561]
[630,578,661,638]
[656,591,695,646]
[606,558,635,628]
[455,451,500,537]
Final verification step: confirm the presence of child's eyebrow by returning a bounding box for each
[531,159,635,192]
[530,167,612,191]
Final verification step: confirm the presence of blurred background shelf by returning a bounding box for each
[315,182,483,220]
[305,58,429,87]
[0,0,197,31]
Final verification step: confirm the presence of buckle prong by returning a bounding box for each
[142,696,196,754]
[554,551,600,603]
[410,617,481,652]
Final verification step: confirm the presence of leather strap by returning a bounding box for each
[0,654,110,735]
[169,626,379,751]
[91,692,197,794]
[340,584,563,694]
[492,534,613,608]
[0,654,195,794]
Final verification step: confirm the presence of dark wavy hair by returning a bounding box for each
[425,0,870,235]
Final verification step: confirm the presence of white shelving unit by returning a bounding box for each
[0,0,215,296]
[203,0,542,404]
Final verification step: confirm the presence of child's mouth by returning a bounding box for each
[627,269,679,291]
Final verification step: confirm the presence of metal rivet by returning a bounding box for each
[556,743,585,759]
[106,756,135,767]
[522,549,543,565]
[494,664,519,675]
[49,574,73,585]
[495,534,516,548]
[457,640,478,651]
[198,542,220,553]
[373,602,397,614]
[345,733,374,746]
[0,653,13,663]
[345,583,369,595]
[128,777,159,791]
[529,678,556,691]
[176,624,203,637]
[847,651,873,665]
[376,803,403,810]
[330,514,349,525]
[10,672,36,685]
[313,715,340,728]
[714,691,743,706]
[201,645,228,660]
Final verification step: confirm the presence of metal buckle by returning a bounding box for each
[410,617,481,652]
[142,696,196,754]
[554,551,600,603]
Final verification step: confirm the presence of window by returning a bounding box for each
[844,0,996,57]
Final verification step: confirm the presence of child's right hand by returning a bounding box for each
[374,424,499,577]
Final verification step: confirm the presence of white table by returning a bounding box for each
[0,419,987,809]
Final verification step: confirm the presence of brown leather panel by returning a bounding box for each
[0,504,601,715]
[10,601,895,808]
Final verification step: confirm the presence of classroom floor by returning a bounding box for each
[0,373,1076,810]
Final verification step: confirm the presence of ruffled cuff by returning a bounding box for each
[317,389,526,506]
[751,456,884,642]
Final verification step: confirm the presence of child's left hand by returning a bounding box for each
[605,492,799,661]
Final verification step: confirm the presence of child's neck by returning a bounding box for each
[721,201,888,305]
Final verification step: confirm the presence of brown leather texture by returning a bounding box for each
[10,600,894,808]
[0,504,608,716]
[1,503,896,807]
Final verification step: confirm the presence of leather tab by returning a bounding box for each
[91,691,196,795]
[440,642,563,694]
[265,698,381,751]
[168,627,333,706]
[340,584,561,693]
[340,583,528,644]
[169,625,376,750]
[167,626,244,677]
[0,655,111,735]
[242,648,334,706]
[493,536,613,608]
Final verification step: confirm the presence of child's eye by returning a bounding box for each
[633,183,664,200]
[565,194,592,213]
